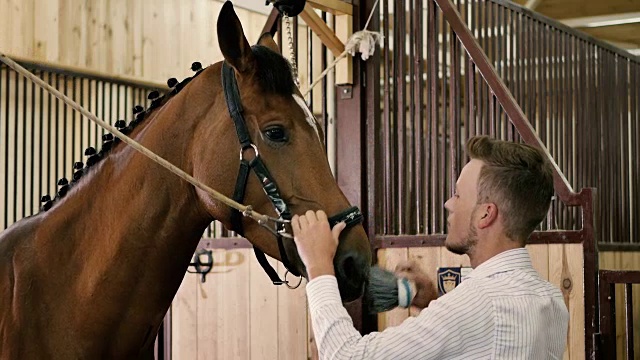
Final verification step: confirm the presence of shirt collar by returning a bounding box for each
[463,247,533,280]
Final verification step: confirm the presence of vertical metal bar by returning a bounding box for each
[38,71,44,205]
[463,0,471,145]
[414,0,425,234]
[507,7,514,141]
[13,69,20,223]
[449,15,460,203]
[633,63,639,243]
[395,0,406,233]
[46,72,53,199]
[4,68,11,227]
[382,0,391,234]
[62,75,68,182]
[599,279,616,358]
[479,0,486,134]
[625,283,634,359]
[30,71,36,215]
[527,17,534,133]
[622,59,629,240]
[536,21,544,146]
[428,0,438,233]
[440,5,448,232]
[22,73,27,219]
[488,1,495,137]
[516,11,523,143]
[0,66,3,228]
[408,0,416,232]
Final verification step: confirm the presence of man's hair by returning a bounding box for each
[467,136,554,242]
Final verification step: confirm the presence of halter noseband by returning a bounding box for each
[221,61,363,285]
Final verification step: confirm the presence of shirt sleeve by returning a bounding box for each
[306,275,495,360]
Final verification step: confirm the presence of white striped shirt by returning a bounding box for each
[307,248,569,359]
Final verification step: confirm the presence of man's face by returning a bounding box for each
[444,159,483,255]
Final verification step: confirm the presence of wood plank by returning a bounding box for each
[307,0,352,16]
[196,249,222,360]
[249,252,279,360]
[277,262,308,360]
[526,244,549,280]
[376,248,409,329]
[549,244,584,360]
[171,272,199,360]
[335,14,352,85]
[219,249,251,359]
[299,6,345,58]
[33,0,59,62]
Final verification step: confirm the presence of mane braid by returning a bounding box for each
[38,64,208,213]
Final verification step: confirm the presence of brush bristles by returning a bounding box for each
[365,266,401,313]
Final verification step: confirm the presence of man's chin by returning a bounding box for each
[444,238,467,255]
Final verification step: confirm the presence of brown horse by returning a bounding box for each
[0,2,371,358]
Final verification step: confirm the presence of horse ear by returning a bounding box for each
[217,1,254,72]
[257,32,281,54]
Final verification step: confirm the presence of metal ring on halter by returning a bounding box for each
[239,143,259,161]
[284,270,303,289]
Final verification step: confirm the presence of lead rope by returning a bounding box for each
[0,53,289,234]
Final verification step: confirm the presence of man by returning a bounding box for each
[291,136,569,359]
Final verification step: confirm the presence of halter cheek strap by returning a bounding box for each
[221,61,363,285]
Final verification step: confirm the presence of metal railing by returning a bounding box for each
[373,0,639,246]
[598,270,640,359]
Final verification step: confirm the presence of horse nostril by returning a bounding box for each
[336,253,368,284]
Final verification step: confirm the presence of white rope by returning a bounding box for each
[301,0,382,97]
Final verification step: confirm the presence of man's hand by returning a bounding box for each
[291,210,346,280]
[395,260,437,309]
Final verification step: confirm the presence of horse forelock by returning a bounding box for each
[250,45,296,96]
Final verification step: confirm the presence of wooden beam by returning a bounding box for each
[299,6,345,58]
[307,0,352,16]
[560,11,640,28]
[524,0,543,10]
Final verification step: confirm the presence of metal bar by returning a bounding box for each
[13,69,20,223]
[382,0,391,234]
[29,71,35,215]
[440,5,447,232]
[633,64,639,243]
[414,0,425,234]
[408,0,416,233]
[598,277,616,358]
[395,0,406,233]
[428,0,437,233]
[449,19,460,206]
[38,71,44,207]
[4,69,10,228]
[375,229,584,248]
[624,283,634,359]
[21,73,27,219]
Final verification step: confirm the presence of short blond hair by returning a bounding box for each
[467,136,554,242]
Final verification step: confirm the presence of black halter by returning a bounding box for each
[221,61,363,285]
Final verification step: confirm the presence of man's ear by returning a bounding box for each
[477,203,498,229]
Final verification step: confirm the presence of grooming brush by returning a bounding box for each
[365,266,417,313]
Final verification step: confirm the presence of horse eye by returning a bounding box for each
[264,127,288,142]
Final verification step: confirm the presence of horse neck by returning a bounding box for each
[33,93,215,338]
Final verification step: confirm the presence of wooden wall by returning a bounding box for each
[0,0,320,92]
[377,245,585,360]
[172,249,312,360]
[599,251,640,360]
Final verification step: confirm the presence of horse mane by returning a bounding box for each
[39,45,295,212]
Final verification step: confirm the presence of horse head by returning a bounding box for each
[188,1,371,301]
